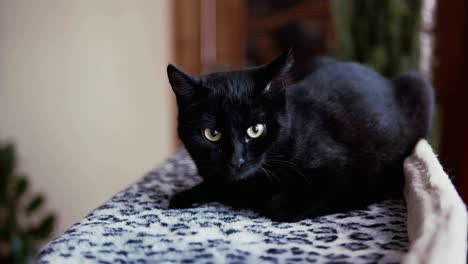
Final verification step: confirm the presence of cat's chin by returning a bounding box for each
[227,163,262,183]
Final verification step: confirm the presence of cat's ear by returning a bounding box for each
[255,49,294,94]
[167,64,198,105]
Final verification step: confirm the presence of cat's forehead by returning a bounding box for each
[192,71,267,123]
[193,74,264,123]
[200,71,256,97]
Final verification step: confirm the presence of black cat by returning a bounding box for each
[166,51,434,222]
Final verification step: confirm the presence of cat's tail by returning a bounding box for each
[392,72,435,139]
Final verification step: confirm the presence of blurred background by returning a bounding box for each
[0,0,466,262]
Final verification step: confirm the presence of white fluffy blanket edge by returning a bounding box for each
[403,139,467,264]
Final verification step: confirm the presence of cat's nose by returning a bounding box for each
[230,158,245,169]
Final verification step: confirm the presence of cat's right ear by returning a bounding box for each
[167,64,197,104]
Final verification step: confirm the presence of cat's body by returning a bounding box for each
[167,53,434,222]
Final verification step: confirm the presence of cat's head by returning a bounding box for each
[167,51,293,184]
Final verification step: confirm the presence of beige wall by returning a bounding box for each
[0,0,173,233]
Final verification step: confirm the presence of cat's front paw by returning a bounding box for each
[168,191,194,209]
[268,195,304,222]
[269,211,301,223]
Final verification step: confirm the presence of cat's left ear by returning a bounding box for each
[255,49,294,93]
[167,64,198,106]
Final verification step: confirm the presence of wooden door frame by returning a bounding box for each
[433,0,468,201]
[170,0,247,149]
[171,0,202,149]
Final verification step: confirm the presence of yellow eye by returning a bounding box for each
[247,124,266,139]
[203,128,222,142]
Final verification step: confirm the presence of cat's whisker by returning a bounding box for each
[265,159,311,185]
[266,154,286,158]
[262,164,281,184]
[259,167,274,185]
[263,166,280,184]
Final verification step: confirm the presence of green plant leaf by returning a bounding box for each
[29,214,55,240]
[26,195,44,214]
[0,144,15,202]
[0,142,56,262]
[332,0,421,77]
[14,177,29,198]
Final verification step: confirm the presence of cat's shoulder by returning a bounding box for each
[316,59,382,80]
[295,58,388,91]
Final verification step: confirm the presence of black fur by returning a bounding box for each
[166,52,434,222]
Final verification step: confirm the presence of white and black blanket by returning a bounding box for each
[36,140,466,264]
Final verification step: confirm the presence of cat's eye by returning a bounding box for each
[203,128,222,142]
[246,124,266,139]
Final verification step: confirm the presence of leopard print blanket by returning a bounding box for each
[37,150,408,263]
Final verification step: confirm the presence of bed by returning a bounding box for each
[36,140,467,263]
